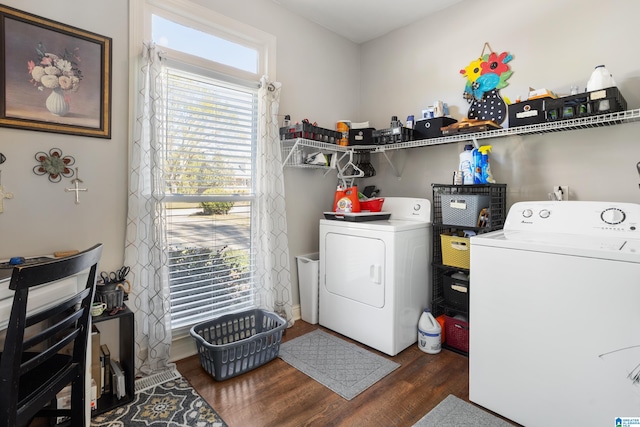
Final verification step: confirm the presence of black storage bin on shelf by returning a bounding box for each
[372,126,414,144]
[545,87,627,122]
[508,98,546,127]
[280,122,341,144]
[348,128,375,145]
[413,117,458,139]
[442,271,469,311]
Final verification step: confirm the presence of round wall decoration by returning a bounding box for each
[33,148,75,182]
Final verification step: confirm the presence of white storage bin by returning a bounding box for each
[296,253,319,324]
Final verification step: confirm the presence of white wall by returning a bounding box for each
[2,0,639,348]
[0,0,129,270]
[359,0,640,205]
[191,0,362,263]
[0,0,359,331]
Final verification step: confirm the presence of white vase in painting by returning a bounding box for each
[46,88,70,116]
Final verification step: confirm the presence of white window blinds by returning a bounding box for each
[164,66,258,329]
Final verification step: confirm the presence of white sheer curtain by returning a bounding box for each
[254,76,294,326]
[125,43,173,376]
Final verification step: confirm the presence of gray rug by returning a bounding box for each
[413,395,514,427]
[91,372,227,427]
[278,329,400,400]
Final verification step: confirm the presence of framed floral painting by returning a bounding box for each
[0,4,112,138]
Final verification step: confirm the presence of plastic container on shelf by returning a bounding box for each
[418,309,442,354]
[586,65,616,92]
[459,144,475,185]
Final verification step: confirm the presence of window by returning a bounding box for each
[164,66,257,330]
[136,0,275,330]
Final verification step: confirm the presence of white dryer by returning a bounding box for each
[469,201,640,427]
[319,197,431,356]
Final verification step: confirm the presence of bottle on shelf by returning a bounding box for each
[390,116,402,128]
[406,115,414,129]
[459,144,475,185]
[586,65,616,92]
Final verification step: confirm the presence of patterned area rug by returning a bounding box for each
[90,374,227,427]
[413,395,515,427]
[278,329,400,400]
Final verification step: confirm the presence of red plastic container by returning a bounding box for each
[444,315,469,353]
[359,197,384,212]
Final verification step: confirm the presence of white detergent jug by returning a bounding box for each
[586,65,616,92]
[418,309,441,354]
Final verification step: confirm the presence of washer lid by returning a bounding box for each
[471,229,640,263]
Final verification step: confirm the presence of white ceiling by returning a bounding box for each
[271,0,464,44]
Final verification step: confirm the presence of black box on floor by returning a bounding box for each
[413,117,457,139]
[348,128,374,145]
[508,98,546,127]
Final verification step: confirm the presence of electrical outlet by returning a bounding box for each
[551,185,569,201]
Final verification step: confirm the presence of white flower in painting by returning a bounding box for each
[44,65,61,76]
[40,74,60,89]
[59,75,73,90]
[56,59,73,74]
[70,76,80,91]
[31,66,46,82]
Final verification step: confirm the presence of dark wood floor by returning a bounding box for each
[177,320,518,427]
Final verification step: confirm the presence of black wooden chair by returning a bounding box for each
[0,244,103,427]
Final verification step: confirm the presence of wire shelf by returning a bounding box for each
[281,108,640,168]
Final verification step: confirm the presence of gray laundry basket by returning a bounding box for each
[190,309,286,381]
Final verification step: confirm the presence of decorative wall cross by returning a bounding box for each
[65,168,87,204]
[0,171,13,213]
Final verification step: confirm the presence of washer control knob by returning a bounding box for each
[522,209,533,218]
[414,204,421,211]
[601,208,626,225]
[539,209,551,219]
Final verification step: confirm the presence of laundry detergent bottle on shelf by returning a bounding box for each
[418,309,442,354]
[459,144,475,185]
[335,186,361,213]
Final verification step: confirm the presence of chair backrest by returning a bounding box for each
[0,243,103,426]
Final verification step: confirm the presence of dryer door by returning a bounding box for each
[324,232,385,308]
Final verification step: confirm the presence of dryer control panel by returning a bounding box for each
[504,201,640,237]
[382,197,431,221]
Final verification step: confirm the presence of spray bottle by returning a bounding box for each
[477,145,496,184]
[473,147,483,184]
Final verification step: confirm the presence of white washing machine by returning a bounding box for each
[469,201,640,427]
[319,197,431,356]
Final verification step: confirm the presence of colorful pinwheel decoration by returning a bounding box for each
[460,48,513,102]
